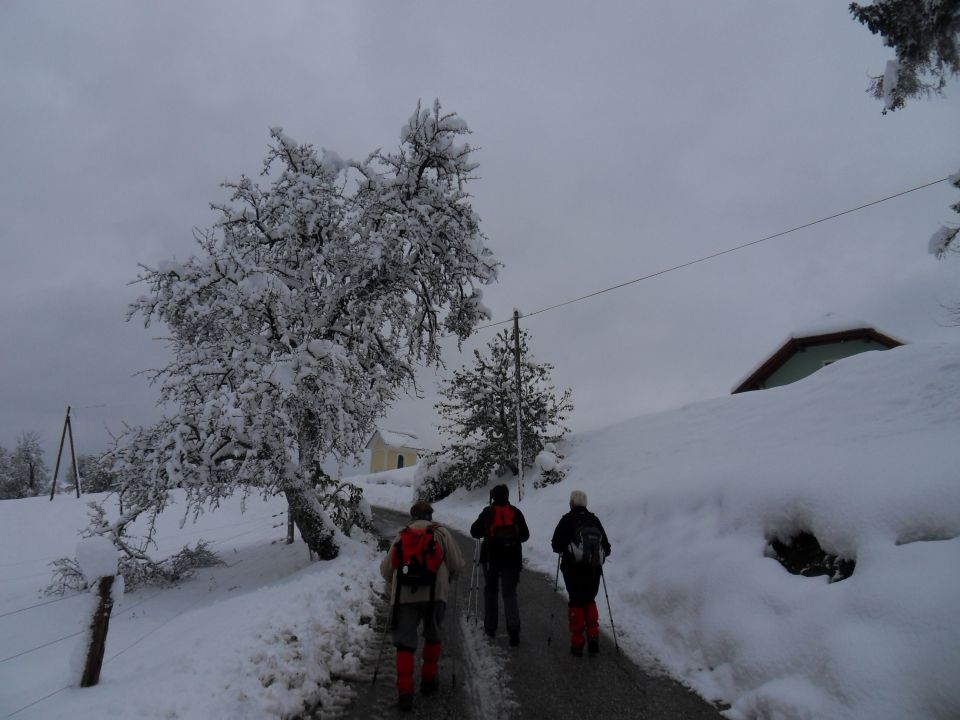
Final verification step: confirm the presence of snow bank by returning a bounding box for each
[0,491,381,719]
[424,341,960,720]
[5,341,959,719]
[353,465,418,512]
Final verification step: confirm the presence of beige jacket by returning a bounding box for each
[380,520,465,604]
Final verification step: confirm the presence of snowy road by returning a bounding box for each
[324,507,723,719]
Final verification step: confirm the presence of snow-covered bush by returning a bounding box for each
[47,539,223,594]
[413,447,487,502]
[532,446,566,488]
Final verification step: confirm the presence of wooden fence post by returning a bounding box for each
[80,575,115,688]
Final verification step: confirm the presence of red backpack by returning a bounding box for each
[486,505,519,544]
[392,524,445,587]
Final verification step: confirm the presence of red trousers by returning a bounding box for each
[395,642,441,694]
[567,601,599,648]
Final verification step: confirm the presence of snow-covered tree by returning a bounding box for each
[929,173,960,260]
[418,327,572,499]
[104,100,498,562]
[0,445,12,500]
[850,0,959,112]
[70,453,118,494]
[850,3,960,260]
[0,432,49,499]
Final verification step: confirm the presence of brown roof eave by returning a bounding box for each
[732,328,904,394]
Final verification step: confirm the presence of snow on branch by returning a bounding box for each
[95,100,499,562]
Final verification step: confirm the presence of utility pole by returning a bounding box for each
[512,310,523,502]
[49,406,81,500]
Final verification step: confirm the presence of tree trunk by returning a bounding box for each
[286,502,295,545]
[288,424,339,559]
[283,485,338,560]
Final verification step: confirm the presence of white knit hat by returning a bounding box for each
[569,489,588,508]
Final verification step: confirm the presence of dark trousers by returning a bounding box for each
[392,601,446,696]
[483,562,521,635]
[392,600,446,651]
[561,564,601,607]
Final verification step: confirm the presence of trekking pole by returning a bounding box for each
[370,607,392,686]
[600,568,620,654]
[546,553,561,646]
[450,573,459,689]
[468,540,481,624]
[373,569,400,687]
[465,540,476,620]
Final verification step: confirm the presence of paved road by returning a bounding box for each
[321,508,725,719]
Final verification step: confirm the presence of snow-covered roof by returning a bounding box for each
[365,428,426,451]
[785,315,906,345]
[731,317,906,394]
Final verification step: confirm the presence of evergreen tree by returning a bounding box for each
[850,0,959,112]
[419,327,572,499]
[102,100,498,564]
[849,2,960,260]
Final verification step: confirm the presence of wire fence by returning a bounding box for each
[0,513,283,672]
[1,509,287,718]
[0,592,86,620]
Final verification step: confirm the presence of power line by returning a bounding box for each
[479,175,951,329]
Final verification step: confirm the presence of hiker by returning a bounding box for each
[550,489,612,656]
[469,483,530,645]
[380,500,465,712]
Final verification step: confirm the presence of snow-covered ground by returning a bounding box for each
[2,340,959,718]
[0,492,381,719]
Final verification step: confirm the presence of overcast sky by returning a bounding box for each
[1,1,958,469]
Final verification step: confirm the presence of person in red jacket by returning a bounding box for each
[380,501,465,712]
[469,483,530,645]
[550,489,611,656]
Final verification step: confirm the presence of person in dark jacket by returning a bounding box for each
[550,489,612,656]
[469,483,530,645]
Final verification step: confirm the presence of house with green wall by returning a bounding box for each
[732,323,905,394]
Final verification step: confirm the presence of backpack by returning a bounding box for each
[486,505,519,545]
[392,524,445,588]
[568,515,605,568]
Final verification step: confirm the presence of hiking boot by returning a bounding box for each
[508,631,520,646]
[398,693,414,712]
[588,638,599,655]
[570,644,584,657]
[420,676,439,696]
